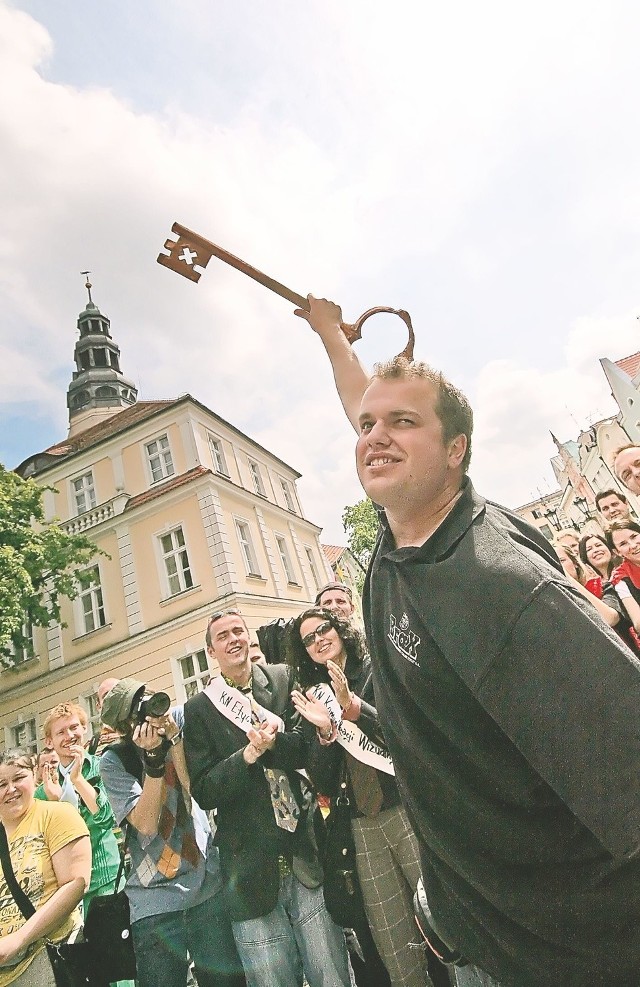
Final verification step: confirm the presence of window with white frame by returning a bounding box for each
[72,471,97,515]
[235,519,261,576]
[179,649,210,699]
[160,526,194,596]
[304,546,320,589]
[276,534,296,583]
[9,614,34,665]
[84,693,101,738]
[209,435,229,476]
[77,566,106,634]
[10,718,37,755]
[280,477,297,513]
[248,459,266,497]
[146,434,175,483]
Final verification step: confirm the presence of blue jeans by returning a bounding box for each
[131,892,245,987]
[232,875,353,987]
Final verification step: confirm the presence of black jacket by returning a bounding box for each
[305,655,400,815]
[365,478,640,987]
[184,662,322,922]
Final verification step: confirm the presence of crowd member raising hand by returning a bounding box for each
[290,608,430,987]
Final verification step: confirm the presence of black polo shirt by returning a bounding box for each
[364,479,640,987]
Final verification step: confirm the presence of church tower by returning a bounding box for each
[67,275,138,437]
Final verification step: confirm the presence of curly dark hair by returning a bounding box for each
[289,607,366,690]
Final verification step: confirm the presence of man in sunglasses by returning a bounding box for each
[183,609,352,987]
[294,296,640,987]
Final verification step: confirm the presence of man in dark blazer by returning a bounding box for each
[184,608,352,987]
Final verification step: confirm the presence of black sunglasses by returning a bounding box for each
[209,608,242,624]
[301,620,333,648]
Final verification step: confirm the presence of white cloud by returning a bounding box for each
[472,310,640,507]
[2,0,640,542]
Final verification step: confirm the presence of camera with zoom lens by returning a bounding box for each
[131,690,171,726]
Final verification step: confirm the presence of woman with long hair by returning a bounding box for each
[289,608,432,987]
[607,521,640,636]
[578,534,617,596]
[554,543,588,584]
[577,531,640,654]
[0,748,91,987]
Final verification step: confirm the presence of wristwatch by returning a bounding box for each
[168,729,183,747]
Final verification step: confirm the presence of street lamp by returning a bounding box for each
[543,506,561,531]
[574,495,590,519]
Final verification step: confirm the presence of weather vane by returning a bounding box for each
[156,222,414,360]
[80,270,93,305]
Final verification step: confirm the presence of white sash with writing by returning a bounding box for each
[204,676,284,734]
[204,676,301,832]
[309,682,395,776]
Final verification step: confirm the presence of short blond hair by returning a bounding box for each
[43,702,88,740]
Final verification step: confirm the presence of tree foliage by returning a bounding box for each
[0,464,99,667]
[341,497,379,573]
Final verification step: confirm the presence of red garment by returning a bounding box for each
[610,560,640,588]
[584,577,603,599]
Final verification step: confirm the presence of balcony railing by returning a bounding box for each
[60,492,129,535]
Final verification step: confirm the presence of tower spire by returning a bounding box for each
[66,280,138,437]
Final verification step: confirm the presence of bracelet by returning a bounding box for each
[143,741,169,778]
[144,760,167,779]
[168,729,183,747]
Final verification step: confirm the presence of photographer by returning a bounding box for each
[98,678,245,987]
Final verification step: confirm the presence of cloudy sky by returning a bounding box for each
[1,0,640,541]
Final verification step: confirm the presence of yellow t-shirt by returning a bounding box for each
[0,799,89,987]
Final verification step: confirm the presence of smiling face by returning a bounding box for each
[614,447,640,496]
[611,527,640,562]
[300,616,346,668]
[46,714,87,766]
[207,612,251,684]
[356,377,466,519]
[584,536,612,572]
[0,760,35,827]
[597,493,630,524]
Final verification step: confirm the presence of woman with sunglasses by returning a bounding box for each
[289,608,431,987]
[0,748,91,987]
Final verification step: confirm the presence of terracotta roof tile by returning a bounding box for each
[126,465,211,510]
[43,401,175,457]
[321,544,346,566]
[615,352,640,380]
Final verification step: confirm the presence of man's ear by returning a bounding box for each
[448,434,467,468]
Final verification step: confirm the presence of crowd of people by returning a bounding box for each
[0,581,445,987]
[552,487,640,654]
[4,295,640,987]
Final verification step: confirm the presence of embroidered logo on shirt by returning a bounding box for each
[388,613,420,665]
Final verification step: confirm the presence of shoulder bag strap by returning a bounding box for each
[112,823,129,892]
[0,822,36,920]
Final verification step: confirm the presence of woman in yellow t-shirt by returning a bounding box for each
[0,748,91,987]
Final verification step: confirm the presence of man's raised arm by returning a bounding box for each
[294,294,369,432]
